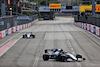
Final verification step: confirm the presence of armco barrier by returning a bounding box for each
[27,24,28,28]
[78,22,80,27]
[2,30,5,38]
[23,24,25,29]
[80,23,82,28]
[5,30,8,36]
[24,24,26,28]
[0,19,38,39]
[96,27,99,36]
[93,26,96,34]
[84,23,85,29]
[19,25,22,30]
[82,23,84,29]
[99,29,100,36]
[8,28,11,35]
[87,24,89,31]
[13,27,16,32]
[11,28,13,33]
[74,22,100,37]
[89,25,91,32]
[84,23,86,30]
[91,25,94,33]
[17,26,19,31]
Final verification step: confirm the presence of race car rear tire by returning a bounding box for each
[33,35,35,38]
[45,49,48,53]
[23,35,25,38]
[24,35,27,38]
[43,54,49,61]
[76,54,82,60]
[61,56,66,62]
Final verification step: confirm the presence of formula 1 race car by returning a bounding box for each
[43,49,85,62]
[23,32,35,38]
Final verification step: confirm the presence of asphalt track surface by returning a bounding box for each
[0,17,100,67]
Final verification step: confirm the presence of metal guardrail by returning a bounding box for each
[74,15,100,27]
[0,15,38,31]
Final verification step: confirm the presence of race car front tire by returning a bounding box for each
[33,35,35,38]
[76,54,83,61]
[76,54,82,58]
[31,35,35,38]
[23,35,27,38]
[43,54,49,61]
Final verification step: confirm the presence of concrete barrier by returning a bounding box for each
[96,27,99,36]
[8,28,11,35]
[74,22,100,37]
[89,25,91,32]
[2,30,6,38]
[82,23,84,29]
[13,27,16,32]
[87,24,89,31]
[0,32,2,39]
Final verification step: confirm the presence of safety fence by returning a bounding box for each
[74,22,100,37]
[0,15,38,31]
[74,15,100,27]
[0,19,38,39]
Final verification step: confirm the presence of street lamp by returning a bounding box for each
[10,8,12,16]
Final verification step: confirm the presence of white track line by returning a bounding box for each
[32,44,43,67]
[33,56,39,67]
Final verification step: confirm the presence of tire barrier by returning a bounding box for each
[74,22,100,37]
[0,19,38,39]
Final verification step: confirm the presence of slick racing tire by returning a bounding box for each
[76,54,86,61]
[76,54,82,58]
[33,35,35,38]
[43,54,49,61]
[61,56,67,62]
[76,54,82,61]
[31,35,35,38]
[45,49,48,53]
[23,35,27,38]
[23,35,25,38]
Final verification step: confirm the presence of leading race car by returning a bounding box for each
[23,32,35,38]
[43,49,86,62]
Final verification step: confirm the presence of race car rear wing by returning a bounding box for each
[45,49,57,53]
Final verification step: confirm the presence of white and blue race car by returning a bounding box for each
[23,32,35,38]
[43,49,85,62]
